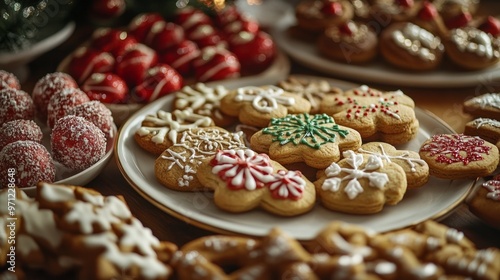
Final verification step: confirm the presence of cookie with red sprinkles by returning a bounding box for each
[0,70,21,90]
[46,87,90,129]
[32,72,78,120]
[0,119,43,151]
[419,133,499,179]
[0,140,56,188]
[67,101,115,139]
[51,115,107,171]
[0,88,35,126]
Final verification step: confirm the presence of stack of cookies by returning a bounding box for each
[133,75,499,216]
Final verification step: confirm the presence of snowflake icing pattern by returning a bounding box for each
[420,134,492,165]
[322,151,389,199]
[263,113,350,149]
[268,170,305,200]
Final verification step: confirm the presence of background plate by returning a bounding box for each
[271,12,500,88]
[115,76,475,240]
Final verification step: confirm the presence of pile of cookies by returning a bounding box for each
[291,0,500,71]
[462,92,500,229]
[2,183,499,279]
[133,76,499,216]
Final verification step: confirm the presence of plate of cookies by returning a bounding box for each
[114,74,486,240]
[272,0,500,88]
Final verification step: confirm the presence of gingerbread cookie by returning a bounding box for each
[314,150,407,214]
[219,85,311,128]
[357,142,430,189]
[134,108,214,155]
[463,93,500,120]
[467,174,500,230]
[464,117,500,149]
[320,85,419,145]
[155,127,246,191]
[276,76,343,114]
[173,82,237,127]
[250,113,362,169]
[294,0,354,33]
[196,149,316,216]
[419,133,499,179]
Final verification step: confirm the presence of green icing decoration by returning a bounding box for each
[263,113,349,149]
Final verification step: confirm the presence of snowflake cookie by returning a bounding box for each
[319,85,418,145]
[155,127,246,191]
[314,150,407,214]
[134,108,214,155]
[250,113,362,169]
[463,93,500,120]
[357,142,429,189]
[219,85,312,128]
[196,149,316,216]
[468,174,500,230]
[419,133,500,179]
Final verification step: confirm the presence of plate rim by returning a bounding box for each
[115,75,476,240]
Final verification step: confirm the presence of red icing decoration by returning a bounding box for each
[420,134,491,165]
[446,11,473,29]
[479,16,500,37]
[418,1,438,21]
[268,170,304,200]
[321,1,343,16]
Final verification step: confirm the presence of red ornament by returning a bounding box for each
[193,46,241,82]
[128,13,165,43]
[146,21,185,52]
[479,16,500,37]
[134,64,183,102]
[82,73,129,104]
[158,40,200,76]
[115,43,158,87]
[90,0,126,19]
[67,47,115,84]
[228,31,275,74]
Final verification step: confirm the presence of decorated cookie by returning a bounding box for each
[319,85,418,145]
[220,85,311,128]
[467,174,500,229]
[463,93,500,120]
[357,142,429,189]
[314,150,407,214]
[294,0,354,33]
[464,118,500,149]
[250,113,362,169]
[419,133,499,179]
[276,76,343,114]
[196,149,316,216]
[155,127,246,191]
[134,108,214,155]
[173,83,236,127]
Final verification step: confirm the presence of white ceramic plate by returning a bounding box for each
[22,124,116,197]
[115,76,475,240]
[271,11,500,88]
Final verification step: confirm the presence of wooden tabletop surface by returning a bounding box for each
[19,2,500,251]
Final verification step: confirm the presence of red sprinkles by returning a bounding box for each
[420,134,492,165]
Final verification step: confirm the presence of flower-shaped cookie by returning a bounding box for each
[155,127,246,191]
[320,85,418,145]
[173,83,237,127]
[196,149,316,216]
[250,113,362,169]
[134,108,214,155]
[357,142,429,189]
[219,85,311,128]
[314,150,407,214]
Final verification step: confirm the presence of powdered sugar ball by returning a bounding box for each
[51,115,107,170]
[0,88,35,126]
[67,101,115,139]
[0,140,56,188]
[0,120,43,151]
[32,72,78,119]
[0,70,21,90]
[47,87,90,129]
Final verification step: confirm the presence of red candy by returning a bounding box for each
[46,88,90,129]
[479,16,500,37]
[115,43,158,86]
[90,28,138,58]
[134,64,183,102]
[67,101,114,139]
[0,140,56,188]
[67,47,115,84]
[174,6,213,32]
[417,1,439,21]
[221,14,260,37]
[128,13,164,43]
[159,40,200,76]
[321,1,343,15]
[90,0,126,19]
[229,31,275,74]
[0,70,20,90]
[51,115,106,171]
[0,119,43,151]
[186,24,226,48]
[445,11,473,29]
[145,21,185,52]
[215,5,241,28]
[0,88,35,125]
[32,72,78,119]
[193,46,240,82]
[82,72,129,104]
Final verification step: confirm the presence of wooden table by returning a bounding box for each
[21,9,500,252]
